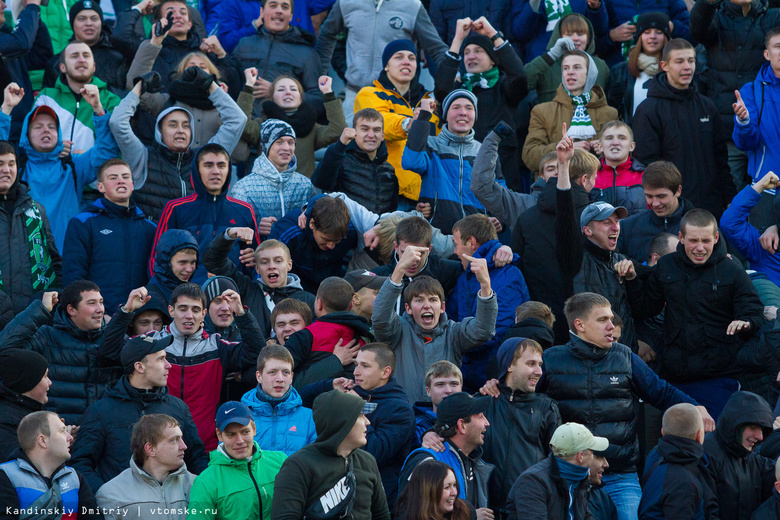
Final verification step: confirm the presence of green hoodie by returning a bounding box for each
[271,391,391,520]
[187,442,286,520]
[525,16,610,104]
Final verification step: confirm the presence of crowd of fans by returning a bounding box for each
[2,0,780,518]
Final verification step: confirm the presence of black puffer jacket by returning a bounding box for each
[133,140,195,223]
[632,73,735,219]
[482,383,560,514]
[703,391,776,520]
[0,380,43,463]
[691,0,780,134]
[0,301,120,425]
[627,239,766,382]
[312,140,398,215]
[617,198,695,263]
[69,375,208,493]
[510,178,590,344]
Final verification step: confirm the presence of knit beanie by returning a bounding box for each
[442,89,478,120]
[461,34,500,66]
[635,12,672,42]
[201,276,239,308]
[0,349,48,394]
[382,39,418,68]
[69,0,103,26]
[260,119,296,154]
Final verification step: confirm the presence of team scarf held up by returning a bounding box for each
[0,202,56,292]
[545,0,573,31]
[462,67,500,91]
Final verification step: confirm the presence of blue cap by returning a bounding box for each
[216,401,252,431]
[382,39,417,68]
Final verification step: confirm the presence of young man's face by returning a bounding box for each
[256,247,291,288]
[168,295,206,336]
[47,415,74,463]
[72,10,102,44]
[765,34,780,74]
[309,221,343,251]
[741,424,765,451]
[342,414,370,450]
[539,160,558,182]
[405,291,444,331]
[68,290,104,331]
[267,137,295,172]
[28,114,59,153]
[160,110,191,153]
[198,152,229,196]
[446,99,476,135]
[575,305,615,349]
[261,0,293,33]
[151,425,187,471]
[562,55,588,94]
[273,312,306,345]
[98,164,133,204]
[24,369,52,404]
[505,348,543,393]
[561,29,588,51]
[583,214,621,251]
[462,413,489,448]
[679,224,718,264]
[354,118,384,154]
[463,44,494,74]
[0,152,17,194]
[207,295,234,329]
[257,358,293,398]
[385,51,416,86]
[644,186,681,217]
[581,172,597,193]
[426,375,462,406]
[139,349,171,388]
[394,240,431,277]
[132,310,166,336]
[59,42,95,83]
[452,229,477,270]
[161,1,192,38]
[661,49,696,90]
[354,287,379,316]
[600,125,635,165]
[353,350,388,391]
[589,454,609,485]
[217,421,256,459]
[170,249,197,282]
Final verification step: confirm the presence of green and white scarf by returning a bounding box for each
[545,0,572,31]
[0,202,56,293]
[568,91,596,139]
[462,67,500,91]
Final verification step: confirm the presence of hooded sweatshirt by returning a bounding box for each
[145,228,199,310]
[271,390,391,520]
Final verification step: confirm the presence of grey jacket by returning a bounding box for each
[96,458,195,520]
[315,0,448,89]
[372,277,497,403]
[470,130,538,226]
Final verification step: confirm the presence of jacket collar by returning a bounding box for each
[568,332,610,360]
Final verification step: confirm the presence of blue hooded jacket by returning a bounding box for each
[150,145,259,285]
[145,228,199,309]
[240,385,317,455]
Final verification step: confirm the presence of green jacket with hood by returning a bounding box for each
[525,17,610,104]
[271,390,391,520]
[187,441,286,520]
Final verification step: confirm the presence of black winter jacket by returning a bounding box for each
[704,391,776,520]
[312,140,398,215]
[752,488,780,520]
[482,383,560,514]
[506,454,593,520]
[627,240,765,382]
[0,301,120,425]
[632,73,735,219]
[617,198,694,263]
[691,0,780,134]
[0,181,61,315]
[133,141,195,223]
[502,318,556,349]
[69,376,208,492]
[145,228,199,310]
[0,381,43,463]
[510,178,590,344]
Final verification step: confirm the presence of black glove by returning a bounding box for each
[181,66,216,93]
[493,120,515,140]
[132,71,162,94]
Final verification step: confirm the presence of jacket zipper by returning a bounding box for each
[458,143,465,218]
[177,154,186,197]
[180,335,188,400]
[248,460,264,517]
[70,100,79,142]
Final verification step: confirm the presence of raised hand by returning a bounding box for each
[340,127,356,145]
[42,291,59,312]
[556,122,574,164]
[244,67,259,87]
[733,90,749,120]
[609,21,636,43]
[81,84,104,115]
[419,98,437,114]
[227,226,255,244]
[258,216,277,236]
[221,289,245,316]
[2,83,24,115]
[122,287,151,313]
[252,77,272,99]
[200,35,226,58]
[318,75,333,94]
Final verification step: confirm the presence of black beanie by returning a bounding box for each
[69,0,104,27]
[0,349,48,394]
[635,12,672,42]
[461,34,500,66]
[201,276,239,308]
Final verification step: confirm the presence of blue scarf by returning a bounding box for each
[556,457,590,520]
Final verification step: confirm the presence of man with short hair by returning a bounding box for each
[70,330,208,492]
[625,209,766,418]
[503,301,556,348]
[591,120,645,215]
[506,422,609,520]
[413,361,463,445]
[344,270,387,323]
[0,281,120,425]
[0,411,101,520]
[639,403,717,519]
[63,158,157,313]
[270,298,312,345]
[95,414,196,520]
[400,392,494,515]
[633,38,735,219]
[0,350,50,463]
[272,390,390,520]
[188,401,287,520]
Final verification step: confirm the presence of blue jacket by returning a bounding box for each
[733,62,780,184]
[151,145,259,285]
[413,401,436,446]
[63,198,157,313]
[241,386,317,455]
[0,109,119,252]
[721,186,780,287]
[447,239,529,390]
[269,194,358,293]
[512,0,608,62]
[145,228,200,310]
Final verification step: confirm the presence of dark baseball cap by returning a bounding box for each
[344,270,387,292]
[580,201,628,228]
[121,335,163,373]
[435,392,490,434]
[216,401,253,431]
